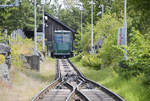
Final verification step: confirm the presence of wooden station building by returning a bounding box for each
[44,13,76,41]
[24,13,76,54]
[44,13,76,54]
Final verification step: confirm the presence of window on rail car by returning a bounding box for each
[55,34,63,43]
[63,34,70,43]
[55,33,71,43]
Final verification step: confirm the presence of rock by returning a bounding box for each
[20,54,27,63]
[0,63,10,81]
[31,55,40,71]
[37,51,45,62]
[23,55,40,71]
[20,54,31,69]
[0,43,11,54]
[0,43,11,82]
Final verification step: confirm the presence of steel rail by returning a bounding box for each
[68,59,125,101]
[60,59,90,101]
[32,59,124,101]
[32,59,86,101]
[32,59,61,101]
[75,81,91,101]
[65,82,76,101]
[66,81,91,101]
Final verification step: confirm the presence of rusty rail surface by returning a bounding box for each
[68,59,125,101]
[32,59,124,101]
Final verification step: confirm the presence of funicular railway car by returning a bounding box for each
[51,30,73,58]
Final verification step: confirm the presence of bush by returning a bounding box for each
[77,14,124,70]
[81,54,102,69]
[119,29,150,83]
[11,37,34,68]
[94,14,124,67]
[0,54,5,64]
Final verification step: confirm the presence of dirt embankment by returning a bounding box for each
[0,58,56,101]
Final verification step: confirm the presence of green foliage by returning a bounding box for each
[73,30,82,54]
[37,39,43,51]
[71,0,150,99]
[119,29,150,83]
[73,0,150,87]
[81,54,102,69]
[128,0,150,34]
[0,0,43,34]
[71,59,150,101]
[80,0,114,24]
[0,32,5,42]
[94,14,124,66]
[58,7,81,31]
[75,0,150,87]
[0,54,5,64]
[11,37,34,68]
[74,24,91,54]
[77,14,124,69]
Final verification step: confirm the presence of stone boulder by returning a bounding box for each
[20,54,40,71]
[0,43,11,82]
[0,43,11,54]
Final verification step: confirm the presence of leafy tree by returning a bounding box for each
[119,29,150,82]
[80,0,115,24]
[58,7,81,31]
[127,0,150,34]
[0,0,44,34]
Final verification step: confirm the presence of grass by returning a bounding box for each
[70,57,150,101]
[21,57,56,82]
[0,57,56,101]
[0,54,5,64]
[0,37,56,101]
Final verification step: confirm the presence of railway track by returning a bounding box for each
[32,59,124,101]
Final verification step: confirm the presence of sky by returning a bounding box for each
[50,0,81,9]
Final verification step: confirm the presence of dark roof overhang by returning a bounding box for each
[45,12,76,34]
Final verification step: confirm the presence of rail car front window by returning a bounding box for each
[55,34,63,43]
[63,34,70,43]
[55,33,71,43]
